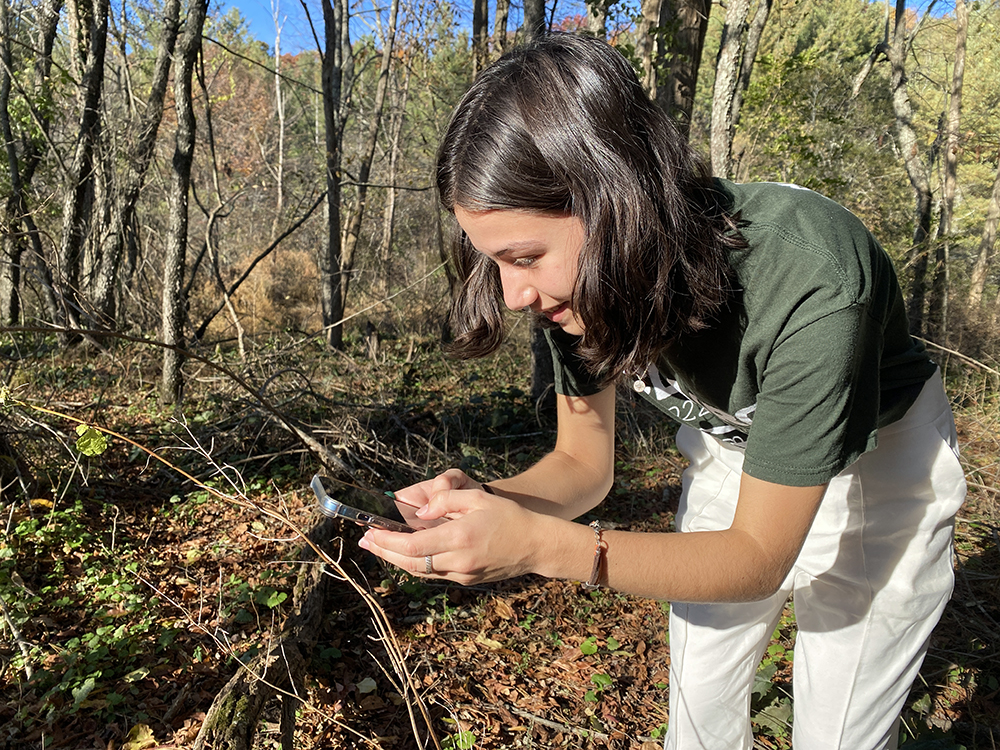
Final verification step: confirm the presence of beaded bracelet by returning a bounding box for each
[582,520,605,591]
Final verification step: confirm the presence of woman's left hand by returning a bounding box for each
[358,484,543,585]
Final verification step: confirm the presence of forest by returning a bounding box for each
[1,0,998,748]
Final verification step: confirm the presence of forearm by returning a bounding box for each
[527,476,825,602]
[530,516,784,603]
[487,448,613,520]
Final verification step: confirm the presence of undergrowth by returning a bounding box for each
[0,328,997,750]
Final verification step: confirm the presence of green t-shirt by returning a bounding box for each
[548,180,936,486]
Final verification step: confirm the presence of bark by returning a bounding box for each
[586,0,610,38]
[0,0,23,325]
[523,0,546,43]
[160,0,209,405]
[89,0,181,327]
[319,0,346,349]
[21,0,62,324]
[709,0,751,178]
[270,4,286,245]
[730,0,771,139]
[886,0,934,336]
[637,0,660,94]
[472,0,489,75]
[655,0,710,139]
[55,0,109,333]
[337,0,399,330]
[927,0,966,342]
[967,161,1000,311]
[493,0,510,56]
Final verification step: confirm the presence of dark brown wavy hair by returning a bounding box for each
[437,33,745,382]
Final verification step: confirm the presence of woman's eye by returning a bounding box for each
[512,257,537,268]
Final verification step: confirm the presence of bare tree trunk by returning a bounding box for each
[709,0,751,178]
[378,57,412,297]
[270,0,286,244]
[729,0,771,176]
[16,0,61,325]
[472,0,489,75]
[0,0,23,324]
[337,0,399,329]
[927,0,966,343]
[586,0,610,38]
[637,0,661,94]
[160,0,209,405]
[655,0,710,139]
[493,0,510,55]
[56,0,109,333]
[968,161,1000,311]
[886,0,934,336]
[89,0,180,327]
[319,0,346,349]
[523,0,546,43]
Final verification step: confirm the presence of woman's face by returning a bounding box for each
[454,206,586,336]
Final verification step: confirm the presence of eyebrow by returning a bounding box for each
[493,240,545,259]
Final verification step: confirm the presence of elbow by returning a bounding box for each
[731,535,795,602]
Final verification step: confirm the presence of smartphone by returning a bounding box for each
[310,474,413,533]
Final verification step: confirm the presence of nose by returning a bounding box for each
[499,267,537,311]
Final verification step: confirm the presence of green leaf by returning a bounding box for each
[442,731,477,749]
[580,636,598,655]
[590,673,613,690]
[606,636,620,651]
[753,696,792,738]
[752,662,778,700]
[254,586,287,608]
[75,425,109,456]
[72,676,97,706]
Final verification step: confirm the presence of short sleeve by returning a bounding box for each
[741,305,880,486]
[545,329,606,397]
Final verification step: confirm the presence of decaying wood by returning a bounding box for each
[193,517,339,750]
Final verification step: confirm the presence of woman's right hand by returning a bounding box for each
[392,469,484,529]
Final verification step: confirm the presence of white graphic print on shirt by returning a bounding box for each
[636,363,755,448]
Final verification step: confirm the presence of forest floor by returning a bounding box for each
[1,329,998,750]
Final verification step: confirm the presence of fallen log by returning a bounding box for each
[193,516,338,750]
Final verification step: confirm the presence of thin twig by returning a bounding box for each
[0,595,33,679]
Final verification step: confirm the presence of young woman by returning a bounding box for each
[358,34,966,750]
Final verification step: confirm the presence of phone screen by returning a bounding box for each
[310,475,414,533]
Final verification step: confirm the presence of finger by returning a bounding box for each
[359,529,443,577]
[431,468,474,494]
[418,486,487,520]
[392,484,428,511]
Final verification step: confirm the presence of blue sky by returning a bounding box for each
[220,0,318,54]
[220,0,954,56]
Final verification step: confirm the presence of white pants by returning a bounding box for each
[664,371,967,750]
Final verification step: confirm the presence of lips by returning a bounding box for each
[542,303,569,322]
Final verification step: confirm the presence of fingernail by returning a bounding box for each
[415,505,430,518]
[358,532,372,550]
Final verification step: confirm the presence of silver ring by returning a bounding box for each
[424,555,433,575]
